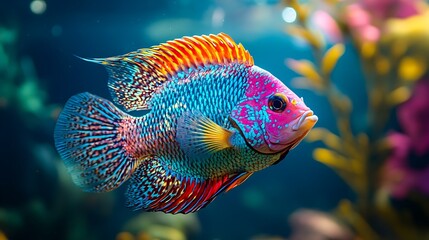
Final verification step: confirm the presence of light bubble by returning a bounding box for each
[30,0,46,15]
[211,7,225,28]
[282,7,297,23]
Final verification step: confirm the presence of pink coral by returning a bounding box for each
[344,4,380,42]
[311,10,343,43]
[362,0,421,20]
[344,0,422,42]
[397,79,429,155]
[383,79,429,198]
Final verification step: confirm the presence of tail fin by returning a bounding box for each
[54,92,140,192]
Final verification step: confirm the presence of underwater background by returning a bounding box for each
[1,0,429,239]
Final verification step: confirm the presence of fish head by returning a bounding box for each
[230,66,318,154]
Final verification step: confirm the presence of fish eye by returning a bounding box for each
[268,94,287,113]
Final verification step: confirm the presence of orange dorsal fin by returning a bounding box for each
[155,33,254,76]
[83,33,254,111]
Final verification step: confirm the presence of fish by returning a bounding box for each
[54,33,318,214]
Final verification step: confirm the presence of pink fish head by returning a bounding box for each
[230,66,318,154]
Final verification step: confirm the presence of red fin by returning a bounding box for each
[126,157,251,214]
[84,33,254,111]
[225,172,253,192]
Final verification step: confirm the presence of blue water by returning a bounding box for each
[0,1,363,239]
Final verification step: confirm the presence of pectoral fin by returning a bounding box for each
[176,111,233,158]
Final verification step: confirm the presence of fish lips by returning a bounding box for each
[267,111,318,152]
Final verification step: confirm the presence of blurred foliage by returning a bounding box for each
[116,212,200,240]
[283,0,429,239]
[0,27,58,121]
[0,25,114,240]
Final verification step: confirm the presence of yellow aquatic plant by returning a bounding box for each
[283,0,429,239]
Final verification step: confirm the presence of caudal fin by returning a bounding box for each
[54,92,140,192]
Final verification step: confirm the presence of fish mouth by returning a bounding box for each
[292,110,318,131]
[228,111,318,154]
[268,110,318,151]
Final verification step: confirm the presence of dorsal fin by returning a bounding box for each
[85,33,254,111]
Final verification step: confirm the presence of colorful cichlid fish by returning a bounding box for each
[54,33,318,214]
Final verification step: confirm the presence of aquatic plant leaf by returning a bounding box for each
[296,5,310,23]
[313,148,351,172]
[375,56,390,75]
[330,91,352,113]
[306,128,343,153]
[286,26,323,49]
[291,77,325,91]
[398,57,426,82]
[284,0,309,23]
[0,230,7,240]
[357,133,369,151]
[335,200,380,240]
[390,39,408,59]
[312,148,361,191]
[323,0,342,5]
[386,11,429,38]
[321,43,345,76]
[360,42,377,59]
[286,59,324,89]
[387,86,411,106]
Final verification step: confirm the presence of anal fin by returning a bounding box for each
[125,157,250,214]
[225,172,253,192]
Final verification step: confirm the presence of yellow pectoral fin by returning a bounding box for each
[199,117,233,152]
[176,111,233,158]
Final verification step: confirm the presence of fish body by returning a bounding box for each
[54,33,318,214]
[130,64,274,176]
